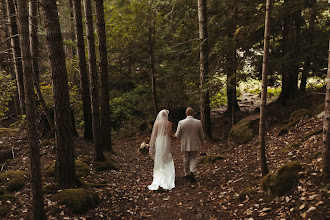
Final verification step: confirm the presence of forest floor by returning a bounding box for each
[1,92,330,219]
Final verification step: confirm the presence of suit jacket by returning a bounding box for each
[175,116,204,152]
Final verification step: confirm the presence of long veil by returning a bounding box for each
[149,110,171,168]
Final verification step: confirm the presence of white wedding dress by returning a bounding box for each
[148,110,175,191]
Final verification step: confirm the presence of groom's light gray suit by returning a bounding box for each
[175,116,204,176]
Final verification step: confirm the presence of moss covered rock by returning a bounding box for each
[238,188,257,202]
[289,109,310,123]
[302,128,323,141]
[228,114,259,146]
[278,120,300,136]
[199,155,225,164]
[262,162,302,196]
[53,188,99,214]
[94,158,119,171]
[0,170,28,192]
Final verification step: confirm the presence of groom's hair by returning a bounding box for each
[186,107,194,116]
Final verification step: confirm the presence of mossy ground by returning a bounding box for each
[289,109,310,123]
[52,188,99,214]
[280,142,302,154]
[262,162,302,196]
[0,170,28,192]
[238,188,257,202]
[44,159,90,178]
[199,155,225,164]
[94,157,119,171]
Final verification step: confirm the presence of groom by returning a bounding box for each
[175,107,204,182]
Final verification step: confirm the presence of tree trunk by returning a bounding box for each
[95,0,112,152]
[29,0,39,83]
[6,0,25,114]
[277,0,299,105]
[16,0,46,218]
[1,0,20,114]
[72,0,93,140]
[148,3,158,117]
[300,60,310,93]
[41,0,75,188]
[197,0,211,139]
[259,0,271,177]
[84,0,104,161]
[323,39,330,183]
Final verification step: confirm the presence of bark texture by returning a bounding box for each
[6,0,25,114]
[73,0,93,140]
[197,0,211,138]
[84,0,104,161]
[17,0,45,218]
[259,0,271,176]
[323,39,330,183]
[95,0,112,151]
[41,0,75,188]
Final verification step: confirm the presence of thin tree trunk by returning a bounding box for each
[29,0,39,83]
[95,0,112,152]
[73,0,93,140]
[84,0,104,161]
[1,0,20,114]
[259,0,271,176]
[41,0,75,188]
[197,0,211,139]
[323,39,330,183]
[16,0,45,218]
[148,19,158,117]
[6,0,25,114]
[231,4,238,126]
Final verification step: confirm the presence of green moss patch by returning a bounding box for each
[94,158,119,172]
[238,188,257,202]
[289,109,310,123]
[0,170,28,192]
[278,119,299,136]
[84,180,109,188]
[280,142,302,154]
[43,183,59,193]
[44,159,90,178]
[262,162,302,196]
[53,188,99,214]
[302,128,323,140]
[199,155,225,164]
[75,159,90,178]
[0,128,18,136]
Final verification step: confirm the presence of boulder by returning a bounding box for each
[228,114,260,147]
[52,188,99,214]
[262,162,302,196]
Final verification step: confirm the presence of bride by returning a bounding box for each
[148,109,175,191]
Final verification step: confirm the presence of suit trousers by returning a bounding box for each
[183,151,198,176]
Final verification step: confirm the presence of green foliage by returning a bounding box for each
[262,162,302,196]
[53,188,99,214]
[0,170,28,192]
[0,72,17,118]
[199,155,225,164]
